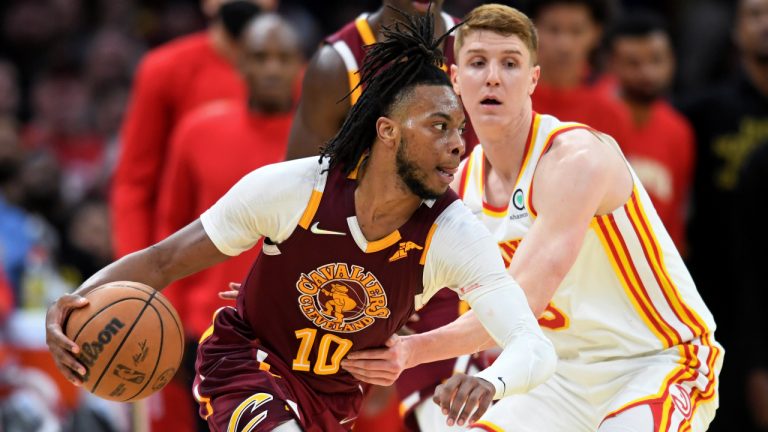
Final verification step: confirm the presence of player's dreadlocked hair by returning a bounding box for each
[320,6,462,175]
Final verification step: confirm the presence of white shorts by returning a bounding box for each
[473,340,722,432]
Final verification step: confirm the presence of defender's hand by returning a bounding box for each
[45,294,90,386]
[219,282,241,300]
[341,334,411,386]
[433,373,495,427]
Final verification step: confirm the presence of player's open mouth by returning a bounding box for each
[437,166,458,181]
[480,97,502,105]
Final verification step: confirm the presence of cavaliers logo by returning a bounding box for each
[296,263,390,333]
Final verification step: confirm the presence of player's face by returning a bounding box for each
[385,0,444,16]
[392,85,465,199]
[240,20,302,113]
[452,31,539,130]
[535,4,600,71]
[736,0,768,62]
[610,32,674,104]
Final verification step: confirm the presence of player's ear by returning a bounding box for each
[529,64,541,96]
[450,64,461,96]
[376,116,398,148]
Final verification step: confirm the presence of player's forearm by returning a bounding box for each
[466,281,557,400]
[79,220,228,295]
[401,310,496,368]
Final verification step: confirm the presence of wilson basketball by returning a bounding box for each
[64,281,184,402]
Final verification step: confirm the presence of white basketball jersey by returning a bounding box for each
[458,113,721,403]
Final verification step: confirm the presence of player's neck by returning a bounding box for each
[208,23,240,64]
[475,107,533,184]
[743,57,768,98]
[368,6,446,44]
[354,150,422,242]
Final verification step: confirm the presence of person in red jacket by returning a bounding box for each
[158,11,301,352]
[528,0,632,145]
[605,12,694,254]
[110,0,264,258]
[153,13,302,432]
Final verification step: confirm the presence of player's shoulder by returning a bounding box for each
[546,127,615,176]
[247,157,326,189]
[325,17,362,45]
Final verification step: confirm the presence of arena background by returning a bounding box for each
[0,0,765,431]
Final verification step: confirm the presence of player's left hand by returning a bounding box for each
[433,373,495,427]
[341,334,410,386]
[219,282,240,300]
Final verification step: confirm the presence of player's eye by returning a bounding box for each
[433,123,447,131]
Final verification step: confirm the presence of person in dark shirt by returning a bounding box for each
[736,139,768,431]
[680,0,768,430]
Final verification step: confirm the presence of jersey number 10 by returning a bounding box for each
[292,328,354,375]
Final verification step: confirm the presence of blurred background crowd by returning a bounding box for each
[0,0,765,431]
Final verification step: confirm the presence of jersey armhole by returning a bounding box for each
[527,124,590,218]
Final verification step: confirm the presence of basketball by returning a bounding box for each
[63,281,184,402]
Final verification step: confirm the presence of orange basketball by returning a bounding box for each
[64,281,184,402]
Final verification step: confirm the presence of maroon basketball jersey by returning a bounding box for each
[236,164,458,394]
[324,12,479,150]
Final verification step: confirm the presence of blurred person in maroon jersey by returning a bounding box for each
[605,12,694,255]
[283,2,482,430]
[110,0,266,259]
[285,0,478,161]
[528,0,632,145]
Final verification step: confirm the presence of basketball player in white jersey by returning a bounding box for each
[340,4,723,431]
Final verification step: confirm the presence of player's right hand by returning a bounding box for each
[341,334,411,386]
[433,373,495,427]
[45,294,89,386]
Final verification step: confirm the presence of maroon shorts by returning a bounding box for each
[194,307,363,432]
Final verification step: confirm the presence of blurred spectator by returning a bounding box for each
[158,12,300,337]
[110,0,262,259]
[0,118,31,294]
[83,28,143,90]
[0,60,20,119]
[528,0,633,145]
[92,80,130,194]
[605,11,694,254]
[59,198,112,283]
[23,68,105,205]
[681,0,768,430]
[737,139,768,431]
[155,13,301,431]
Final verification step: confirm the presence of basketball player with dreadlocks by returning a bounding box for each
[281,2,484,430]
[343,4,722,431]
[45,9,555,432]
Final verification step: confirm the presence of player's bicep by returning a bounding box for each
[286,45,352,160]
[510,133,612,313]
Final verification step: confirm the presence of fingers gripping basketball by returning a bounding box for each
[63,281,184,402]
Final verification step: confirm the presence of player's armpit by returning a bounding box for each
[285,44,351,160]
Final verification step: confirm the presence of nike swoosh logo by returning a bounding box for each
[310,221,346,236]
